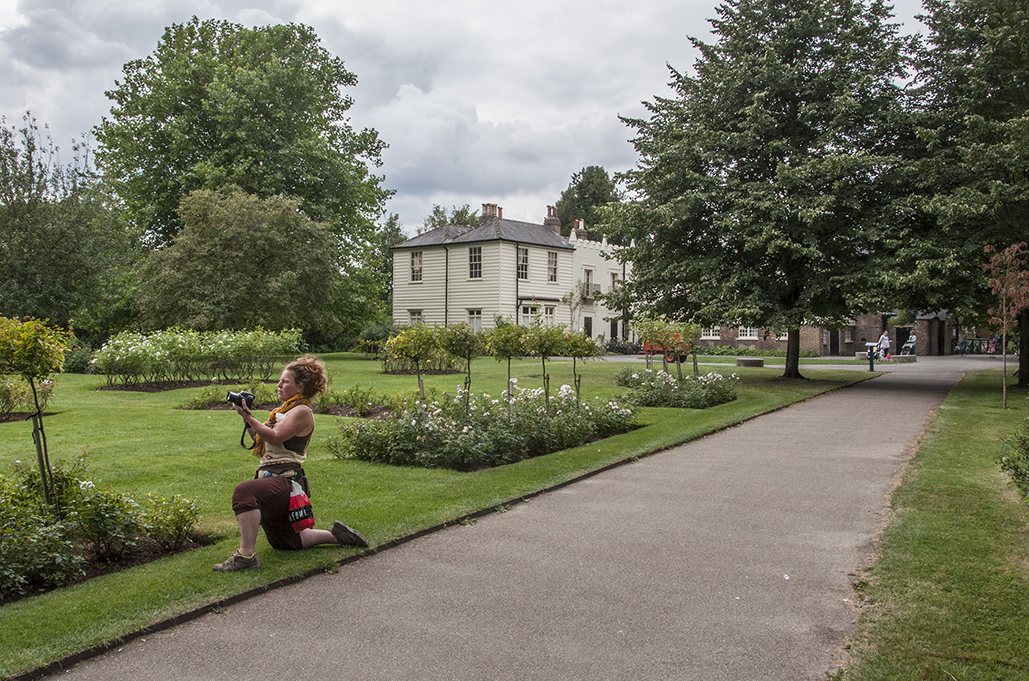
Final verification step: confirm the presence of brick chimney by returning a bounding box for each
[544,205,562,233]
[480,203,501,224]
[573,218,588,239]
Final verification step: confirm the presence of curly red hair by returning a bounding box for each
[283,355,328,398]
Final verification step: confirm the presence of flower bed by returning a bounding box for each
[91,328,301,385]
[328,384,636,471]
[0,459,203,602]
[616,368,739,409]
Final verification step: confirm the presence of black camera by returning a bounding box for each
[226,390,255,409]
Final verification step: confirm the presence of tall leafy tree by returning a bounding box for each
[554,165,621,239]
[888,0,1029,385]
[0,113,137,332]
[373,212,407,309]
[96,17,390,250]
[419,204,479,234]
[606,0,908,378]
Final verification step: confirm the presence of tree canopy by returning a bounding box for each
[95,17,390,249]
[0,113,137,332]
[137,186,345,335]
[884,0,1029,384]
[419,204,479,234]
[606,0,908,378]
[554,165,621,239]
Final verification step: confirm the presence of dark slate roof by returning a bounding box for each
[393,218,574,251]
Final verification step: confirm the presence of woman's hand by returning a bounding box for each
[234,403,313,445]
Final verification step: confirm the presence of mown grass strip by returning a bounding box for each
[840,370,1029,680]
[0,356,867,679]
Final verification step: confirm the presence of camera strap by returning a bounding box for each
[239,421,252,450]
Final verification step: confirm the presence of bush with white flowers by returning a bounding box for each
[616,368,739,409]
[328,384,636,471]
[91,328,301,385]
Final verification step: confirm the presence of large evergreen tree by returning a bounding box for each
[606,0,908,378]
[554,165,620,239]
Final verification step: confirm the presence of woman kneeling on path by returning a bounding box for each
[215,355,368,572]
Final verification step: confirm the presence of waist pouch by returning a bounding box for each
[256,464,310,497]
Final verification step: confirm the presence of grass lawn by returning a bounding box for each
[840,370,1029,680]
[0,354,870,678]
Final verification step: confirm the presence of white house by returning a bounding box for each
[391,204,631,340]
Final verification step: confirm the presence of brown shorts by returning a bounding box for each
[231,477,303,551]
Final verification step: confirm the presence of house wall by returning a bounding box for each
[568,233,630,339]
[392,227,631,339]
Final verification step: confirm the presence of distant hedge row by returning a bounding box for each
[91,329,302,385]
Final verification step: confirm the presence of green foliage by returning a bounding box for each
[554,166,621,239]
[96,17,389,249]
[607,0,908,379]
[699,345,819,358]
[372,213,406,305]
[523,322,567,405]
[1000,418,1029,504]
[137,187,346,336]
[328,385,636,471]
[92,328,301,385]
[605,338,642,355]
[420,204,479,233]
[62,343,95,375]
[0,376,54,417]
[179,381,276,410]
[139,492,201,551]
[0,317,69,381]
[384,324,447,404]
[0,459,202,598]
[616,368,739,409]
[357,316,402,355]
[69,488,140,562]
[0,114,137,332]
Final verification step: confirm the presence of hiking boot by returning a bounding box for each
[331,521,369,548]
[213,550,260,572]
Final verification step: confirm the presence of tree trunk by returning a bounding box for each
[1018,309,1029,388]
[781,328,805,380]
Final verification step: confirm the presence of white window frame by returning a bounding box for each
[544,305,555,326]
[701,326,721,340]
[469,246,482,279]
[410,251,422,282]
[521,305,538,326]
[467,309,482,331]
[547,251,558,282]
[737,326,759,341]
[408,310,423,325]
[517,247,529,280]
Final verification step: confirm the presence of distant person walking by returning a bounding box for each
[877,331,891,360]
[959,331,967,356]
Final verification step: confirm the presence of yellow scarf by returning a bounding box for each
[251,393,311,458]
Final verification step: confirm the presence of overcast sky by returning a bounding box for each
[0,0,926,235]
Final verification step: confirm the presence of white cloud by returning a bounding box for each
[0,0,929,232]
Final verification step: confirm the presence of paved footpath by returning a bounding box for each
[53,356,1001,681]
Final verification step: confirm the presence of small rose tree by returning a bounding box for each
[524,322,567,408]
[0,317,69,511]
[384,324,441,407]
[484,320,527,399]
[984,242,1029,406]
[564,330,602,403]
[440,323,482,402]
